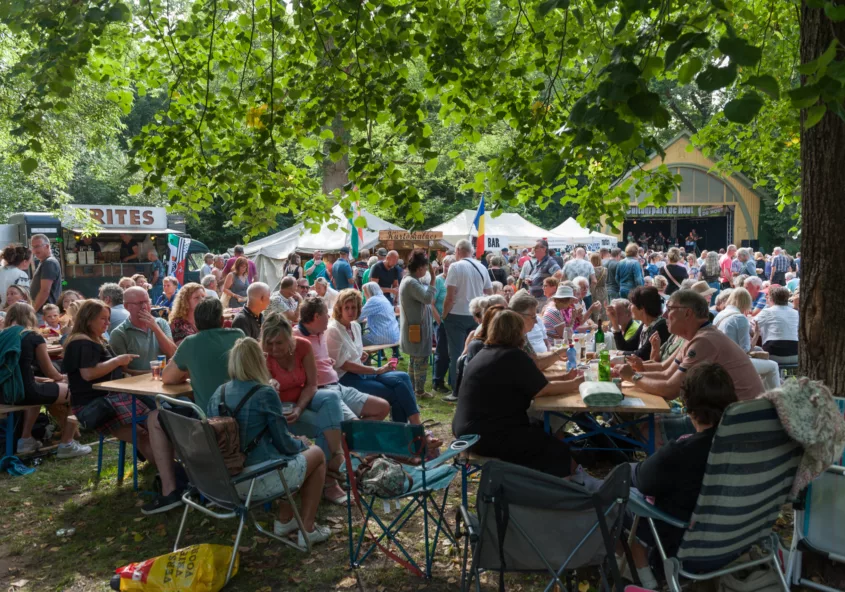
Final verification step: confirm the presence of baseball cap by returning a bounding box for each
[339,246,350,255]
[377,248,387,257]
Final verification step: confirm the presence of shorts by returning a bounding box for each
[72,393,150,436]
[19,381,60,406]
[235,454,308,501]
[321,384,368,420]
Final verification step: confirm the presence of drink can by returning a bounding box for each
[157,355,166,365]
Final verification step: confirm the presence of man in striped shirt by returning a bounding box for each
[769,247,791,285]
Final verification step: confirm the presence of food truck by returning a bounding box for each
[6,205,210,297]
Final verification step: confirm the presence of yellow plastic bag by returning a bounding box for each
[114,544,238,592]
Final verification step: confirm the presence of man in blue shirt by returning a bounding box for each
[332,246,355,290]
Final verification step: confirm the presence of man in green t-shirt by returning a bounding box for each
[303,250,330,286]
[144,298,244,516]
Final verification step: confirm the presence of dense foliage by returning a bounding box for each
[0,0,841,247]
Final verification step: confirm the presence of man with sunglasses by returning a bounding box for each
[619,289,763,403]
[519,239,560,304]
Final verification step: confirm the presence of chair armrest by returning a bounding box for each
[231,458,289,485]
[827,465,845,476]
[426,434,480,470]
[628,490,689,530]
[458,505,478,541]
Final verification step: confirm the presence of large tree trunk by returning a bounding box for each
[322,112,349,194]
[798,1,845,390]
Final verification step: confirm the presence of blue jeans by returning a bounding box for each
[339,371,419,423]
[433,321,449,386]
[444,314,478,390]
[289,389,344,460]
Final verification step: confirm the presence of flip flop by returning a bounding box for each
[323,488,348,506]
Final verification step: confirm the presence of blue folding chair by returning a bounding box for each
[341,420,477,578]
[786,397,845,591]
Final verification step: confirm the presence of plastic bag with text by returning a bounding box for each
[111,544,238,592]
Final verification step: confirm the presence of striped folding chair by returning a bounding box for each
[786,397,845,591]
[629,398,802,592]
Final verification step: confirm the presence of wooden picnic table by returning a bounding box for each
[363,342,400,365]
[93,374,192,490]
[535,363,671,455]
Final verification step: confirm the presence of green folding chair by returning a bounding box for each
[340,420,478,578]
[628,398,802,592]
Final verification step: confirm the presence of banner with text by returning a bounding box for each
[626,205,731,218]
[167,234,191,285]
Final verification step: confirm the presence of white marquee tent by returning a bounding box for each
[550,217,618,249]
[428,210,569,249]
[242,206,404,290]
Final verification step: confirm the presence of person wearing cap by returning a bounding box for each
[221,245,258,283]
[304,250,330,286]
[620,290,764,404]
[331,246,355,291]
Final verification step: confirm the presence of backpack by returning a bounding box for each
[354,454,413,498]
[207,384,268,476]
[0,326,25,404]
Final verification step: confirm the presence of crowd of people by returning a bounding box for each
[0,230,805,565]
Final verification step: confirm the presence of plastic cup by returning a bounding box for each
[281,403,295,415]
[150,361,161,380]
[388,357,398,369]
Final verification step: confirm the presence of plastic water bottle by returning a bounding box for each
[583,330,593,357]
[566,343,577,372]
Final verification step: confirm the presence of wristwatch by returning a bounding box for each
[632,372,644,382]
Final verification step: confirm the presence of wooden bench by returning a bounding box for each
[0,404,42,457]
[363,342,400,365]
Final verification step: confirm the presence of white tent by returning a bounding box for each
[550,217,618,250]
[429,210,569,249]
[242,206,403,289]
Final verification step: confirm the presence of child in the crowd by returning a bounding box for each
[41,304,62,335]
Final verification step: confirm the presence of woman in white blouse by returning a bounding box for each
[325,289,422,425]
[753,286,799,364]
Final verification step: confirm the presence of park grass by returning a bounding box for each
[0,360,836,591]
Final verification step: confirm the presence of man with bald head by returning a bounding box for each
[232,282,270,339]
[110,286,177,375]
[370,249,402,305]
[563,247,597,308]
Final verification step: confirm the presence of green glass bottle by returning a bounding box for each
[598,349,611,382]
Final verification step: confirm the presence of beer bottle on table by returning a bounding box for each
[599,349,611,382]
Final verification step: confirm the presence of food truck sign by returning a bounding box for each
[62,205,168,230]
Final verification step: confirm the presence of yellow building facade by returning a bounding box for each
[606,133,763,250]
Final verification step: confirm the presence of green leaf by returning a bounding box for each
[717,36,763,67]
[303,155,316,166]
[21,158,37,174]
[798,39,839,75]
[128,184,143,196]
[640,57,664,79]
[696,63,737,92]
[788,84,820,109]
[830,100,845,124]
[541,154,562,183]
[723,93,764,124]
[353,215,368,228]
[824,1,845,21]
[744,74,780,99]
[319,129,334,140]
[627,92,661,119]
[664,33,710,70]
[537,0,563,17]
[607,120,634,144]
[106,2,131,22]
[805,104,827,128]
[678,57,703,85]
[424,157,438,173]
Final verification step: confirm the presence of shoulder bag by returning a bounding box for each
[208,384,267,475]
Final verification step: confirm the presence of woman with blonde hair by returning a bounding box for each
[3,303,91,458]
[207,337,330,546]
[222,257,250,308]
[168,282,206,344]
[700,250,722,304]
[713,287,753,352]
[326,289,424,423]
[659,247,688,296]
[63,299,154,456]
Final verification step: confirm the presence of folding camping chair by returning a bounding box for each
[341,420,478,579]
[786,396,845,592]
[458,460,632,592]
[628,398,802,592]
[156,395,311,585]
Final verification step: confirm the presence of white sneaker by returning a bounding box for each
[57,440,93,459]
[274,518,299,537]
[16,438,42,454]
[298,524,331,547]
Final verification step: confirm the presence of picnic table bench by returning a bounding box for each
[362,342,400,365]
[0,404,42,457]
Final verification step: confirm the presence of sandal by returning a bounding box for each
[323,486,348,506]
[326,450,346,482]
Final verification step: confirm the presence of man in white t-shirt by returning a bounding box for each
[441,239,493,398]
[563,247,596,306]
